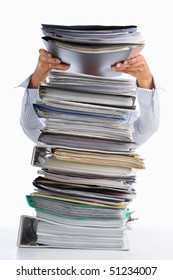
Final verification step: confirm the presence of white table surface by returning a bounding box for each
[0,227,173,260]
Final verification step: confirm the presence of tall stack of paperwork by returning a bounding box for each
[17,24,145,250]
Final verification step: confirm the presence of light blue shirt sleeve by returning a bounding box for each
[19,76,44,145]
[133,84,160,146]
[131,85,160,148]
[19,76,160,147]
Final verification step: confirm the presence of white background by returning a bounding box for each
[0,0,172,232]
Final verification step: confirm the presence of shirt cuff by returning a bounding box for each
[136,87,156,106]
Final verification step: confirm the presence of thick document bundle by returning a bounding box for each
[17,215,129,250]
[41,24,145,76]
[41,24,142,44]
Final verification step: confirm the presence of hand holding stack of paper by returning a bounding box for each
[17,24,145,250]
[41,24,145,76]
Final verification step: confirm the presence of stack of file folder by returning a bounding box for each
[41,24,145,77]
[17,24,145,250]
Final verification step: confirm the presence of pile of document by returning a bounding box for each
[41,24,145,76]
[17,24,145,250]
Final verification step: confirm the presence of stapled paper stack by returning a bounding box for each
[17,24,145,250]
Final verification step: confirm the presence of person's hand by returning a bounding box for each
[111,54,154,89]
[29,48,70,88]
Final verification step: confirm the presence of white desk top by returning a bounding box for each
[1,227,173,260]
